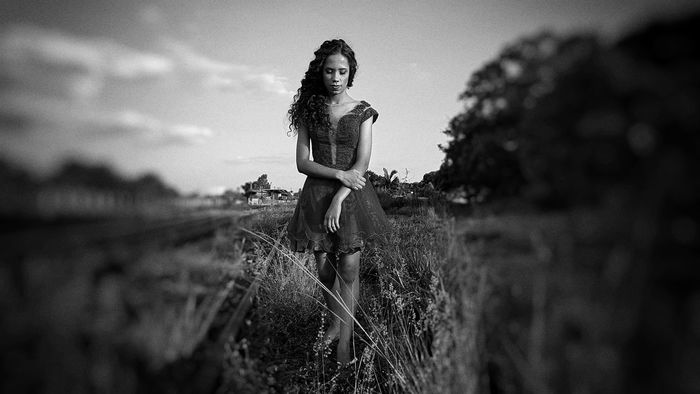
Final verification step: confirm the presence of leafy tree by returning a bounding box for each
[48,160,178,197]
[511,14,700,393]
[131,173,179,197]
[241,182,254,193]
[436,31,600,201]
[421,171,439,189]
[256,174,271,190]
[242,173,271,193]
[517,14,700,208]
[241,174,272,199]
[380,168,400,191]
[437,9,699,209]
[50,160,125,191]
[431,12,700,394]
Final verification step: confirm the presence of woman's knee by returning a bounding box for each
[337,253,360,282]
[315,252,336,286]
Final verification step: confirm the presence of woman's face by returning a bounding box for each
[322,53,350,96]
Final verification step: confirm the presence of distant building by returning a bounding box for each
[245,188,294,205]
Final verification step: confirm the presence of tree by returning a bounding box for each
[48,160,178,197]
[242,174,271,192]
[380,168,400,191]
[131,173,179,197]
[421,171,439,188]
[516,15,700,208]
[50,160,125,191]
[256,174,271,190]
[437,11,700,209]
[436,31,600,202]
[241,182,252,193]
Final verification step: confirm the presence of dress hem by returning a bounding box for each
[289,237,364,255]
[288,230,390,255]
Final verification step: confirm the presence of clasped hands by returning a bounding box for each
[337,169,366,190]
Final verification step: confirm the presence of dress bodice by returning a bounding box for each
[310,101,379,170]
[289,100,387,254]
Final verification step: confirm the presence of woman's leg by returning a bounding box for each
[314,251,341,342]
[336,251,361,365]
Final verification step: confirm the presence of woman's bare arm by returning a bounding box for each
[332,116,373,202]
[324,116,374,233]
[295,123,366,190]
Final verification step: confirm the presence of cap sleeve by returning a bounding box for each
[360,105,379,124]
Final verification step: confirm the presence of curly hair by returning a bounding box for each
[288,39,358,135]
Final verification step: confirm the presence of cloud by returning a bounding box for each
[0,93,213,146]
[0,24,173,100]
[204,73,291,96]
[163,39,294,96]
[163,40,243,75]
[0,24,293,100]
[86,110,214,146]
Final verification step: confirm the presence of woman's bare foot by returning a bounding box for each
[323,321,340,344]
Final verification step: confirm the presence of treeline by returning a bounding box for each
[1,158,178,197]
[435,12,699,211]
[0,158,179,218]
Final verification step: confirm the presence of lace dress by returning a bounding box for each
[287,101,391,254]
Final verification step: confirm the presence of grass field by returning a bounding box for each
[224,202,685,393]
[4,202,690,393]
[222,204,480,393]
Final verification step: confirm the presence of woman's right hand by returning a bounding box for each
[337,169,366,190]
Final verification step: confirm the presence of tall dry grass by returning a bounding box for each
[126,243,243,369]
[224,204,488,393]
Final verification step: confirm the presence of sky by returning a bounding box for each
[1,0,697,194]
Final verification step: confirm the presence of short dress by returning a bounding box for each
[287,101,391,254]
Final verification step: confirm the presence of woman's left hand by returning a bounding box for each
[324,200,342,233]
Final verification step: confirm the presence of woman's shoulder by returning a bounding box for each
[357,99,373,108]
[356,100,379,123]
[354,99,377,113]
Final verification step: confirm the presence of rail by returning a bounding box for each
[0,209,255,259]
[0,208,265,392]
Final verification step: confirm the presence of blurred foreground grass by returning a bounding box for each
[1,218,246,393]
[452,206,699,394]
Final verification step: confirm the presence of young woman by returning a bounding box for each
[287,39,390,365]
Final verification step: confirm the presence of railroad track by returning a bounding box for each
[157,229,284,393]
[147,229,271,393]
[0,208,266,393]
[0,209,255,259]
[168,274,263,393]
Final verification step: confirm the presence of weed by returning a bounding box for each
[230,207,465,393]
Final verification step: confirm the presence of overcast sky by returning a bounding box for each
[1,0,697,194]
